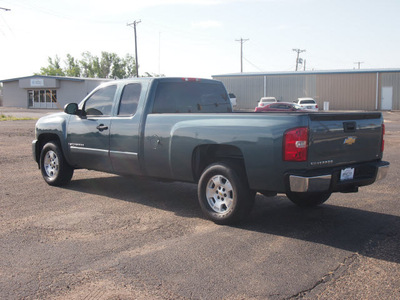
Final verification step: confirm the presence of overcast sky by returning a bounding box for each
[0,0,399,80]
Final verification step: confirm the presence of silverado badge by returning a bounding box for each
[344,136,357,145]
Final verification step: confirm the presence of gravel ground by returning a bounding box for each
[0,108,399,299]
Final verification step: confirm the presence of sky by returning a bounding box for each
[0,0,400,80]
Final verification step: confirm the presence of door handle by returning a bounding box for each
[96,124,109,131]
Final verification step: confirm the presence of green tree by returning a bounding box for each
[38,56,65,76]
[123,54,136,78]
[99,52,114,78]
[64,54,80,77]
[37,52,138,79]
[142,72,165,77]
[79,51,97,78]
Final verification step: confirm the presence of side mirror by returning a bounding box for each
[64,103,78,115]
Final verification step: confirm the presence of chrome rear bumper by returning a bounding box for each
[289,175,332,193]
[375,164,389,182]
[289,162,389,193]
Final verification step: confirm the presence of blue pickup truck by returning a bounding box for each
[33,77,389,224]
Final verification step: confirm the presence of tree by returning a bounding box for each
[38,56,65,76]
[64,54,80,77]
[124,54,137,78]
[142,72,165,77]
[111,55,126,79]
[37,52,139,79]
[79,52,97,78]
[99,52,114,78]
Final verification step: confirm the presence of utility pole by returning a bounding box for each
[235,38,249,73]
[127,20,141,77]
[354,61,364,69]
[293,48,306,71]
[158,31,161,76]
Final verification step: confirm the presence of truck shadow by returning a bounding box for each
[246,195,400,264]
[65,174,400,264]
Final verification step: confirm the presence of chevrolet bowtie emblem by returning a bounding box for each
[344,136,357,145]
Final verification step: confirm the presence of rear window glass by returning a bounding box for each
[152,82,231,113]
[118,83,141,116]
[300,100,316,104]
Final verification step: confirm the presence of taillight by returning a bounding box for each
[315,104,318,109]
[381,124,385,152]
[283,127,308,161]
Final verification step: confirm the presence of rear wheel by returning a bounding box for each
[40,141,74,186]
[286,191,331,207]
[198,162,255,224]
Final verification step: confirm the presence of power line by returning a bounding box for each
[127,20,141,77]
[292,48,306,71]
[243,56,264,72]
[0,7,11,11]
[235,38,249,73]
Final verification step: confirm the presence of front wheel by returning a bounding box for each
[198,162,255,224]
[40,141,74,186]
[286,191,331,207]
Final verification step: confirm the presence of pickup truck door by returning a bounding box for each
[109,83,142,175]
[66,84,116,172]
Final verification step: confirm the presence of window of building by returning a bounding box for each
[28,89,58,108]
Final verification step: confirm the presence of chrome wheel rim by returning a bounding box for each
[43,150,59,179]
[205,175,234,214]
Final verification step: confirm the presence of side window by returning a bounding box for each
[84,85,117,116]
[118,83,141,116]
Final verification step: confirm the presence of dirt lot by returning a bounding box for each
[0,108,399,299]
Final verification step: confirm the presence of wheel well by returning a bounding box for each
[36,134,61,164]
[192,144,247,182]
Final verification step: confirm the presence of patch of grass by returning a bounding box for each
[0,114,37,121]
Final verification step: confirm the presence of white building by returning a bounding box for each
[213,69,400,111]
[1,75,111,109]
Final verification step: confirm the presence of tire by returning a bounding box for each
[198,162,255,225]
[40,141,74,186]
[286,191,331,207]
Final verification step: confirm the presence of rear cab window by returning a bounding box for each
[118,83,141,116]
[152,81,231,113]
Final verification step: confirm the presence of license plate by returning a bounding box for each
[307,106,312,109]
[340,168,355,181]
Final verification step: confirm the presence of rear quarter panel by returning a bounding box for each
[143,113,308,191]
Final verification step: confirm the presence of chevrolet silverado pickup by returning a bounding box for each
[32,77,389,224]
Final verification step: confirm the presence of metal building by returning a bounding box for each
[0,75,111,109]
[213,69,400,111]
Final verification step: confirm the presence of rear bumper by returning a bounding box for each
[288,160,389,193]
[289,174,332,192]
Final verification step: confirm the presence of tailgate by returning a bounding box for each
[308,113,383,168]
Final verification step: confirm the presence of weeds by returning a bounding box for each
[0,114,37,121]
